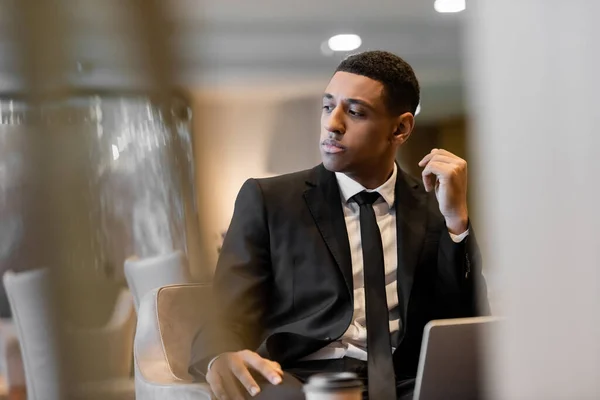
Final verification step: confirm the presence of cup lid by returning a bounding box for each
[303,372,363,393]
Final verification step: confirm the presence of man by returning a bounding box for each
[190,51,489,400]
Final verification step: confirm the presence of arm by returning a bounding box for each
[437,222,490,317]
[190,178,272,376]
[419,149,490,317]
[189,179,284,399]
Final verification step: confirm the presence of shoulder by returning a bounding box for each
[249,166,319,195]
[233,166,323,214]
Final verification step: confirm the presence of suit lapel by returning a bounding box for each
[302,164,427,327]
[303,165,353,297]
[395,169,427,340]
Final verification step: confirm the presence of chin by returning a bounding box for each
[321,156,348,173]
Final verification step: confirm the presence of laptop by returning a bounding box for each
[413,316,501,400]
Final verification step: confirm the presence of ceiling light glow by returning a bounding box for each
[434,0,466,13]
[327,34,362,52]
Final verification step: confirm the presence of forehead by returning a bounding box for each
[324,71,385,105]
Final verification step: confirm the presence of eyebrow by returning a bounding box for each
[323,93,374,111]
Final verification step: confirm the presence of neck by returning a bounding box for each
[345,161,395,189]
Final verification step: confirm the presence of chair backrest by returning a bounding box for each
[124,251,193,311]
[157,284,210,380]
[66,288,136,383]
[3,268,62,400]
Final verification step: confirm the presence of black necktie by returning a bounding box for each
[352,191,396,400]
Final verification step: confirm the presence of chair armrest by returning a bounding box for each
[134,366,212,400]
[134,288,175,383]
[134,285,214,399]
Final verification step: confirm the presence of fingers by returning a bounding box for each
[422,161,454,177]
[428,148,455,157]
[421,161,453,192]
[208,353,258,399]
[207,370,245,400]
[206,372,229,400]
[231,363,261,397]
[422,172,437,193]
[207,351,284,399]
[242,351,283,385]
[419,148,467,193]
[270,361,283,375]
[418,148,466,167]
[220,371,246,400]
[421,154,461,166]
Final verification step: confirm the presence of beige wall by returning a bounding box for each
[192,90,322,270]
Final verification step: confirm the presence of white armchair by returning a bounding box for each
[3,268,136,400]
[124,251,193,312]
[134,283,213,400]
[3,269,62,400]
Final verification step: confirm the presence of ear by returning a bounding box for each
[391,112,415,146]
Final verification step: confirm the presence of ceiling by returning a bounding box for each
[0,0,468,120]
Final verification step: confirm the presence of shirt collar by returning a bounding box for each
[335,163,397,208]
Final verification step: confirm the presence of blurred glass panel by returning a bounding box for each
[39,95,194,281]
[0,100,35,317]
[0,92,197,302]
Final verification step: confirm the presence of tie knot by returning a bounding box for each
[352,191,381,206]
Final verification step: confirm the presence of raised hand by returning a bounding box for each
[418,148,469,234]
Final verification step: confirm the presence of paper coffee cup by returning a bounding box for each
[303,372,363,400]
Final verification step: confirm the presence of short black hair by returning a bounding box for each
[335,50,420,115]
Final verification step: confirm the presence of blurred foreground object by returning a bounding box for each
[0,0,204,397]
[467,0,600,398]
[34,94,197,282]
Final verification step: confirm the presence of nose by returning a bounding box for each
[323,106,345,136]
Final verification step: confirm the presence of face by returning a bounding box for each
[320,71,411,176]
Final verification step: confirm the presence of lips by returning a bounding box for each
[321,139,346,154]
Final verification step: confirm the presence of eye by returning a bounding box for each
[349,109,364,117]
[322,104,334,113]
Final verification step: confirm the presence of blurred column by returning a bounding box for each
[466,1,600,398]
[4,0,205,397]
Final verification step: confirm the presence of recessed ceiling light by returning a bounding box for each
[434,0,466,13]
[327,34,362,52]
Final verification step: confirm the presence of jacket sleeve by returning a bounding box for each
[436,222,491,318]
[189,178,272,379]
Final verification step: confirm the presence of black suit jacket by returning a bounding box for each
[190,164,489,378]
